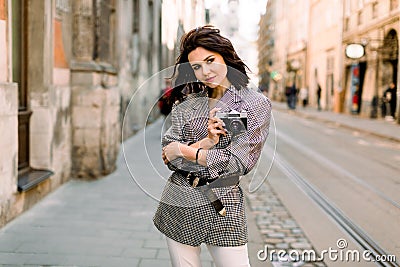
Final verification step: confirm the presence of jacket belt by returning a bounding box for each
[175,169,240,217]
[175,169,216,187]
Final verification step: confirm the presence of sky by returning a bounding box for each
[205,0,268,41]
[204,0,269,85]
[237,0,268,41]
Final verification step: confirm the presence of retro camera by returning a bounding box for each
[215,110,248,136]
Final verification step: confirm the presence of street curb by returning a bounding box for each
[272,105,400,144]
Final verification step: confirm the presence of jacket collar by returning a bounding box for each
[189,85,244,110]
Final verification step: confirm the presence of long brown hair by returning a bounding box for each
[169,25,250,103]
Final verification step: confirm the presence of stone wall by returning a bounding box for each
[0,83,18,226]
[0,0,206,228]
[71,71,120,178]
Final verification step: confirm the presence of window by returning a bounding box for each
[344,17,350,31]
[94,0,116,66]
[55,0,69,18]
[131,0,140,74]
[358,0,364,9]
[357,11,362,25]
[344,0,351,17]
[372,2,378,18]
[147,0,154,75]
[327,56,334,73]
[325,56,335,110]
[390,0,398,10]
[13,0,53,191]
[12,0,31,174]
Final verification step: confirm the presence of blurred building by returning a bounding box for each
[161,0,206,69]
[308,0,342,112]
[0,0,205,227]
[207,0,239,39]
[342,0,399,119]
[207,0,261,86]
[259,0,400,122]
[259,0,311,102]
[258,0,276,97]
[0,0,124,227]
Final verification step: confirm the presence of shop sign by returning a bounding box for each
[345,44,365,59]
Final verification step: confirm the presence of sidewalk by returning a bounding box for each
[272,101,399,143]
[0,119,271,267]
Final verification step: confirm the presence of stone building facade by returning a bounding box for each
[307,0,343,112]
[342,0,399,120]
[0,0,77,227]
[258,0,309,102]
[0,0,205,228]
[259,0,400,122]
[258,1,276,97]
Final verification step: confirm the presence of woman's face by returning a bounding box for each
[188,47,230,89]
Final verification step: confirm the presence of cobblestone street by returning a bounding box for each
[243,178,327,267]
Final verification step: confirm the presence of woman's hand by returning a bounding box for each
[162,142,182,164]
[207,107,227,145]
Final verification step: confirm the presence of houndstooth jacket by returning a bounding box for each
[153,85,271,247]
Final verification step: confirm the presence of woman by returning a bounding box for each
[153,26,271,267]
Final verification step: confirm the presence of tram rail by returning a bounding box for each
[274,153,399,267]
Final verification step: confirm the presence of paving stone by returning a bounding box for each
[121,247,158,258]
[291,242,312,249]
[269,224,282,230]
[260,229,275,235]
[143,239,168,249]
[139,259,171,267]
[283,237,297,243]
[156,248,170,259]
[265,238,283,244]
[275,243,290,249]
[267,232,286,238]
[292,228,303,234]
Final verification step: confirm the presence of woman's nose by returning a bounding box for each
[202,64,211,76]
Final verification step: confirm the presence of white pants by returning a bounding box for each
[166,237,251,267]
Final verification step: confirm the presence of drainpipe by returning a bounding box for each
[370,51,379,118]
[337,0,345,113]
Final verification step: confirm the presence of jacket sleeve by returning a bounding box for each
[206,96,272,179]
[162,104,195,171]
[162,104,185,171]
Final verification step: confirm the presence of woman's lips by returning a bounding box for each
[205,76,216,83]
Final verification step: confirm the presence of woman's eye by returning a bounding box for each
[192,65,200,70]
[207,58,214,64]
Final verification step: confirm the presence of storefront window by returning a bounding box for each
[372,2,378,18]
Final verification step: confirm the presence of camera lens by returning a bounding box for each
[230,120,241,133]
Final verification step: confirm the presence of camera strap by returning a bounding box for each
[199,175,240,217]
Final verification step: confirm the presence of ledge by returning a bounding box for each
[18,169,54,192]
[70,60,102,72]
[70,60,117,74]
[97,62,118,74]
